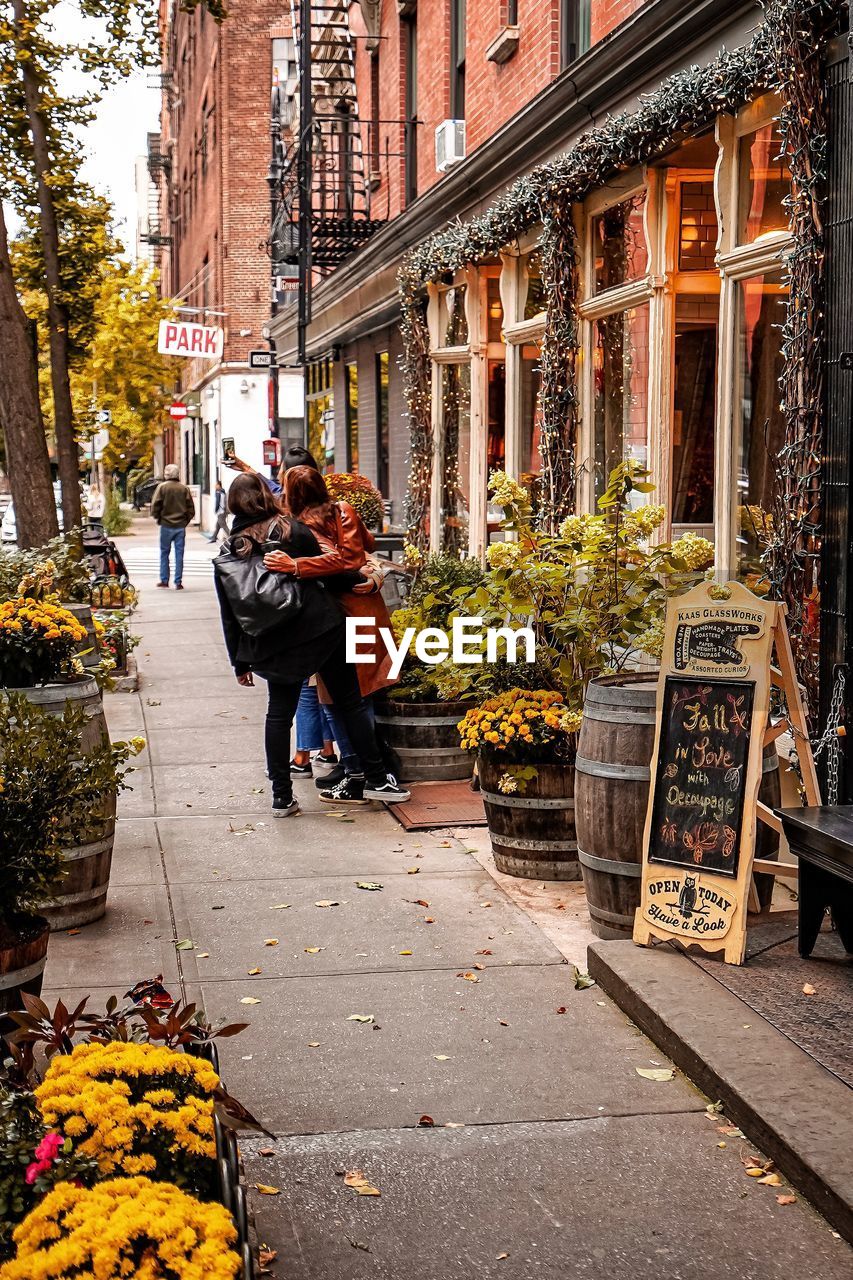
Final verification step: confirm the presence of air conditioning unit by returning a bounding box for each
[435,119,466,173]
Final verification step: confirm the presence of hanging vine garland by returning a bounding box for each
[399,0,839,598]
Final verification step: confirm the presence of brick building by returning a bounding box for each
[150,0,303,529]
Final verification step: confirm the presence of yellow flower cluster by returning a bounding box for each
[0,597,86,644]
[637,615,666,659]
[0,1176,240,1280]
[389,604,426,644]
[497,772,518,794]
[485,541,521,569]
[458,689,567,753]
[670,532,715,570]
[35,1042,218,1178]
[623,504,667,539]
[558,513,595,544]
[15,560,58,600]
[402,541,424,567]
[488,470,531,511]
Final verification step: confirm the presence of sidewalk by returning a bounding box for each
[42,520,852,1280]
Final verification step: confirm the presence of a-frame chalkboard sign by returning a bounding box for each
[633,581,820,965]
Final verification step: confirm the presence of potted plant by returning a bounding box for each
[1,535,99,670]
[325,471,385,531]
[375,551,485,782]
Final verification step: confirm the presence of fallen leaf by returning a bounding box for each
[498,1019,509,1027]
[258,1148,274,1157]
[240,997,262,1005]
[270,903,291,910]
[348,1238,371,1252]
[717,1142,727,1149]
[346,1014,374,1023]
[444,1122,464,1128]
[255,1184,280,1196]
[343,1169,380,1196]
[776,1194,797,1205]
[480,901,492,908]
[636,1068,674,1081]
[259,1248,278,1267]
[315,899,342,908]
[418,1115,434,1127]
[476,949,492,955]
[264,939,279,947]
[497,1253,509,1261]
[399,949,413,955]
[197,952,210,959]
[434,1054,450,1061]
[407,867,420,874]
[473,962,486,970]
[571,965,596,990]
[436,840,452,847]
[308,1041,320,1048]
[457,972,479,982]
[706,1101,724,1114]
[758,1172,782,1186]
[357,881,383,891]
[411,899,430,908]
[424,917,435,924]
[802,983,816,996]
[66,929,80,936]
[175,939,194,950]
[247,967,262,975]
[304,947,323,954]
[555,1007,567,1015]
[745,1167,765,1178]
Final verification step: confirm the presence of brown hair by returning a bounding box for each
[284,465,330,518]
[226,472,281,520]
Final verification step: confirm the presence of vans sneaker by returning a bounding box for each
[272,795,300,817]
[363,775,411,803]
[318,775,369,805]
[289,759,313,777]
[311,752,339,778]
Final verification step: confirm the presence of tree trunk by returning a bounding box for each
[0,201,59,547]
[13,0,82,532]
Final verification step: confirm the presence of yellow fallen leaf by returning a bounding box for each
[255,1184,280,1195]
[248,968,262,975]
[315,900,341,908]
[458,972,479,982]
[776,1194,797,1205]
[271,903,291,910]
[717,1142,726,1149]
[240,997,262,1005]
[308,1041,320,1048]
[497,1253,509,1261]
[197,952,210,958]
[802,983,816,996]
[304,947,323,954]
[635,1068,674,1081]
[346,1014,374,1023]
[745,1168,765,1177]
[399,949,413,955]
[473,963,485,971]
[343,1169,380,1196]
[407,867,419,874]
[757,1172,782,1186]
[434,1054,450,1061]
[444,1122,464,1128]
[480,902,492,908]
[264,939,279,946]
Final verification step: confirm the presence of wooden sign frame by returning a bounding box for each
[633,581,820,965]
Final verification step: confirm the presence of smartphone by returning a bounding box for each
[221,437,235,463]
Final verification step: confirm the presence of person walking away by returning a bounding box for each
[151,463,195,589]
[214,473,409,815]
[206,480,229,543]
[265,466,397,804]
[86,483,106,523]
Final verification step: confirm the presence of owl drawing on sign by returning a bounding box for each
[676,875,698,918]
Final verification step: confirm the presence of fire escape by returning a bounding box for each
[268,1,396,363]
[144,130,173,260]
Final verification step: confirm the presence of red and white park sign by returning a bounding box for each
[158,319,223,359]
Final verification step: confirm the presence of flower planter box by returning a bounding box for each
[0,915,49,1042]
[478,756,579,881]
[375,698,473,782]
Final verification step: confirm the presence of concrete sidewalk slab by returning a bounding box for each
[43,883,178,988]
[196,965,704,1135]
[138,693,266,730]
[107,820,164,887]
[143,724,264,765]
[166,871,563,981]
[588,939,853,1244]
[241,1114,851,1280]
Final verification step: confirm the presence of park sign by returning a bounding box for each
[634,580,819,965]
[158,319,223,359]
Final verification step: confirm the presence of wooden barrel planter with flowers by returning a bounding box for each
[575,673,658,938]
[10,673,108,754]
[0,915,49,1039]
[374,698,473,782]
[478,757,579,880]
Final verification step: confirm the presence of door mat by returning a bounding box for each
[390,780,487,831]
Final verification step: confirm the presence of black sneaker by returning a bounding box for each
[363,775,411,803]
[318,775,369,805]
[272,795,300,817]
[315,764,346,788]
[290,759,313,777]
[311,752,339,778]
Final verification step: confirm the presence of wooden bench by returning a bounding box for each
[778,807,853,958]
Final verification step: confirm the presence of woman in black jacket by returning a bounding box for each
[214,474,409,815]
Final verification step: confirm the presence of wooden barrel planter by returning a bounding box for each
[62,601,100,669]
[478,756,579,881]
[374,699,473,782]
[9,674,108,754]
[0,916,49,1041]
[575,673,658,939]
[40,792,117,931]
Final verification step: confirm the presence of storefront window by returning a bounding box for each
[523,251,546,320]
[440,363,471,549]
[440,285,468,345]
[487,278,503,343]
[376,351,389,495]
[738,121,788,244]
[307,359,334,471]
[736,270,788,585]
[593,303,650,496]
[593,192,647,293]
[345,362,358,471]
[520,342,542,512]
[672,294,717,527]
[678,181,718,271]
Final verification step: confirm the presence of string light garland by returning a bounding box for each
[398,0,838,710]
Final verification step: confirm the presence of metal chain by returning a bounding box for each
[811,667,846,805]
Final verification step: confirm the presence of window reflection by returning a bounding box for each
[738,121,788,244]
[520,343,542,517]
[593,193,647,293]
[441,363,471,549]
[678,181,718,271]
[594,304,650,497]
[487,278,504,343]
[672,294,717,526]
[440,285,468,345]
[523,251,546,320]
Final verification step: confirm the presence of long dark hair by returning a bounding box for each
[284,465,330,518]
[226,473,281,520]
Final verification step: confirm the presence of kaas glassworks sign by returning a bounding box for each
[634,582,788,965]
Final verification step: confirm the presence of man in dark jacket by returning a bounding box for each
[151,464,195,589]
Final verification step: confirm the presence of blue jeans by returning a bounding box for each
[327,699,373,775]
[295,682,337,752]
[159,526,186,585]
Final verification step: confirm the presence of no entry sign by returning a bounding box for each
[158,319,223,359]
[169,402,189,419]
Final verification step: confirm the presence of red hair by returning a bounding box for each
[284,465,330,517]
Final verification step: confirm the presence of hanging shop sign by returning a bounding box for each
[158,320,223,359]
[168,402,189,419]
[634,580,820,965]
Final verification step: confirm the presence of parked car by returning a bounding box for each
[133,476,162,509]
[1,490,64,544]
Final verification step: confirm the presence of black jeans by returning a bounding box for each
[264,635,386,799]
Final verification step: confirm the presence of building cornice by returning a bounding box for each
[272,0,758,361]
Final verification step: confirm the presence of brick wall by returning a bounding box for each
[590,0,647,45]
